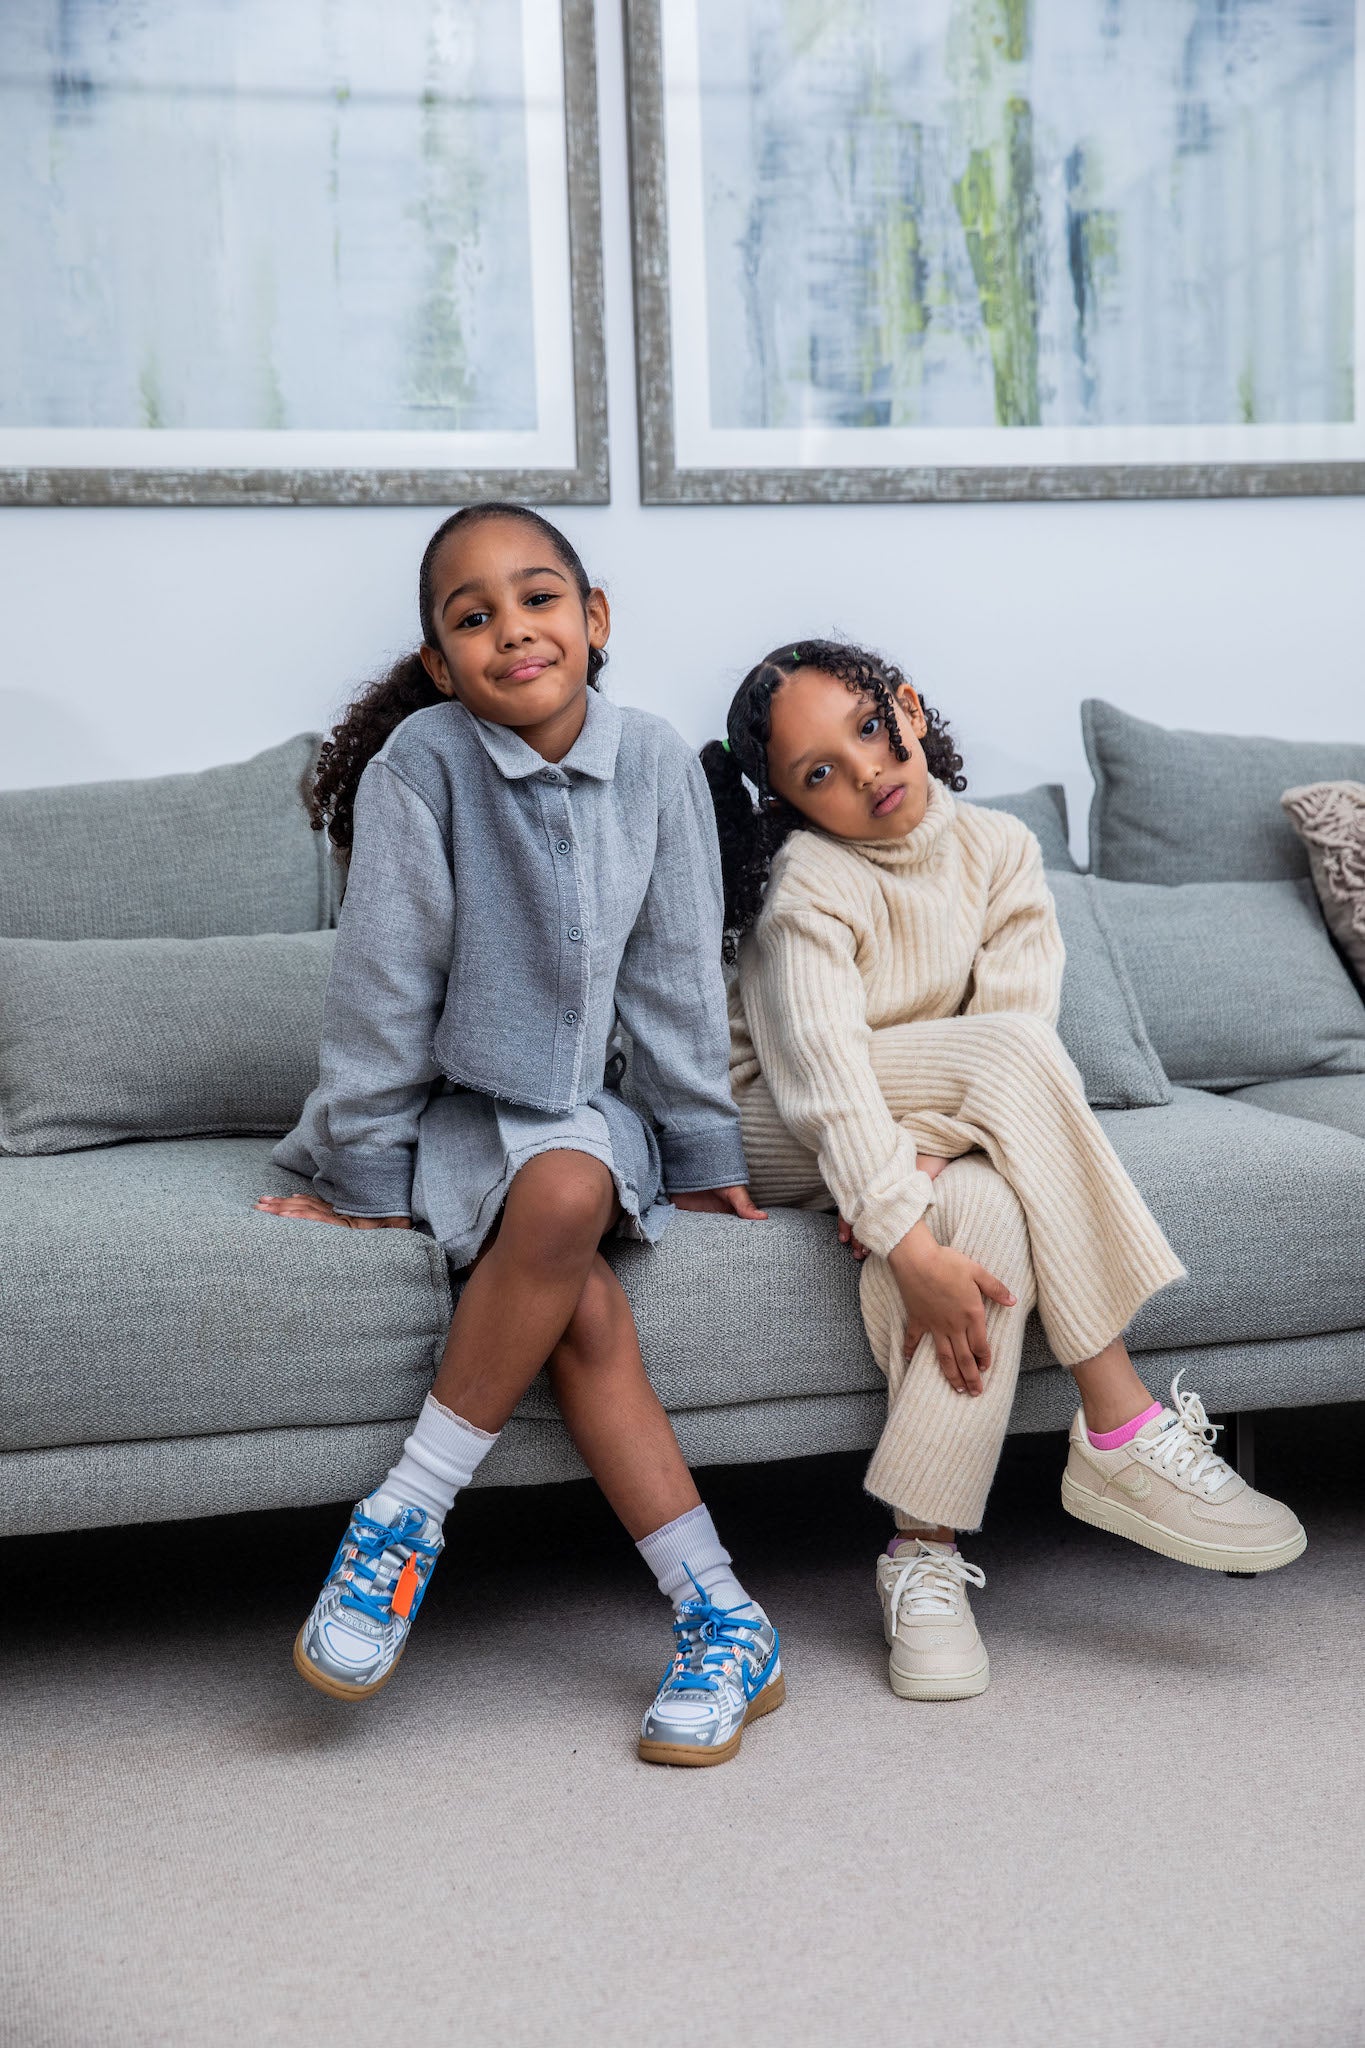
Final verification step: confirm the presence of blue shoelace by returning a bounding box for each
[331,1506,440,1624]
[660,1574,768,1700]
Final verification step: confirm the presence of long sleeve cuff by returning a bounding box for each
[314,1145,415,1219]
[660,1120,750,1194]
[849,1169,938,1261]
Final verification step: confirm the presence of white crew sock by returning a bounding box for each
[376,1394,498,1525]
[636,1504,756,1614]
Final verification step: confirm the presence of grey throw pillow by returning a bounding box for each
[1092,876,1365,1090]
[0,734,329,940]
[1047,873,1171,1109]
[975,784,1077,872]
[0,931,334,1154]
[1083,699,1365,885]
[1281,782,1365,994]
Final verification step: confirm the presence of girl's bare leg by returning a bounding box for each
[430,1149,620,1430]
[1068,1336,1155,1435]
[547,1255,701,1540]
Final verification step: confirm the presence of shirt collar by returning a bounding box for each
[460,688,622,783]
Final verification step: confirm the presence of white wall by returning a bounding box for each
[2,6,1361,858]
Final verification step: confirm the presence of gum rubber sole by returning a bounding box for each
[292,1626,405,1702]
[889,1653,990,1701]
[1061,1472,1308,1574]
[637,1669,787,1767]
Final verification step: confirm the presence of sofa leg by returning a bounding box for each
[1223,1415,1257,1573]
[1225,1411,1256,1488]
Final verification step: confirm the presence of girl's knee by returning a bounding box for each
[503,1151,615,1266]
[934,1156,1030,1256]
[972,1011,1062,1070]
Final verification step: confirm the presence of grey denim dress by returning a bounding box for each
[274,690,747,1266]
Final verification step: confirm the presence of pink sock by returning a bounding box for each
[1086,1400,1163,1450]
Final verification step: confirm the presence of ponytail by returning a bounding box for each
[701,736,798,963]
[308,651,444,857]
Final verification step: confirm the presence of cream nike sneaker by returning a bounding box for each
[1061,1374,1306,1574]
[876,1541,990,1700]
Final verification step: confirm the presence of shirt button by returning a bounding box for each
[567,926,582,942]
[555,839,570,855]
[564,1009,578,1024]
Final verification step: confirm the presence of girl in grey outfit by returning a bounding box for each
[259,504,783,1766]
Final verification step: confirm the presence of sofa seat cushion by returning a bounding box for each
[1082,1088,1365,1352]
[1227,1075,1365,1143]
[7,1093,1364,1458]
[1,1139,451,1453]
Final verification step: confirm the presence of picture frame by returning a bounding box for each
[625,0,1365,505]
[0,0,608,507]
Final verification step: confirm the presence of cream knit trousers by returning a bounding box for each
[738,1012,1185,1531]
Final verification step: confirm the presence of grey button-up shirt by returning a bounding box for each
[278,689,747,1219]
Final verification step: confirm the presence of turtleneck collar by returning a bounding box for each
[822,774,957,870]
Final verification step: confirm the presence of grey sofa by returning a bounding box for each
[4,703,1364,1539]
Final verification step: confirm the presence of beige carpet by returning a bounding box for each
[5,1405,1363,2048]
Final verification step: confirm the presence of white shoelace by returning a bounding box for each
[1142,1372,1236,1495]
[886,1543,985,1636]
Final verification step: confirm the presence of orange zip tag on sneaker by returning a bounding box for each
[391,1555,421,1619]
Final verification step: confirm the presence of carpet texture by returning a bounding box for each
[4,1407,1363,2048]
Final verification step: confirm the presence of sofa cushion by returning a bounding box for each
[0,734,328,940]
[0,1138,450,1453]
[1083,1088,1365,1352]
[1094,875,1365,1089]
[1228,1075,1365,1142]
[974,784,1077,872]
[7,1093,1363,1458]
[613,1089,1365,1392]
[1047,873,1171,1109]
[0,931,333,1155]
[1082,699,1365,885]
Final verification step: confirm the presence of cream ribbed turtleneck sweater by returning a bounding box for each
[731,778,1065,1259]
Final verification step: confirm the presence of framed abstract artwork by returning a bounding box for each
[626,0,1365,503]
[0,0,607,505]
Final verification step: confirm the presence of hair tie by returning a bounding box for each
[720,737,732,754]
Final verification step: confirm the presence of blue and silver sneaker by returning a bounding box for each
[293,1490,443,1701]
[638,1579,784,1767]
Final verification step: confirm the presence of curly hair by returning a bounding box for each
[700,638,966,959]
[308,501,606,857]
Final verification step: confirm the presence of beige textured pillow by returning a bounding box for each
[1281,781,1365,990]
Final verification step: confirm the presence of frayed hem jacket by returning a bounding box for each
[275,690,748,1218]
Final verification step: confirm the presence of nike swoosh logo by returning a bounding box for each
[1112,1469,1152,1501]
[744,1648,779,1700]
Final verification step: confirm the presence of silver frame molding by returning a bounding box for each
[624,0,1365,507]
[3,0,608,508]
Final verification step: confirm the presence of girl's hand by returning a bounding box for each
[255,1193,411,1229]
[839,1156,949,1262]
[671,1185,768,1220]
[887,1222,1015,1397]
[837,1216,870,1262]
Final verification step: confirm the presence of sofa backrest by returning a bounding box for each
[1083,699,1365,886]
[0,734,330,939]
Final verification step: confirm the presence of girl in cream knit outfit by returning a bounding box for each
[703,640,1305,1701]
